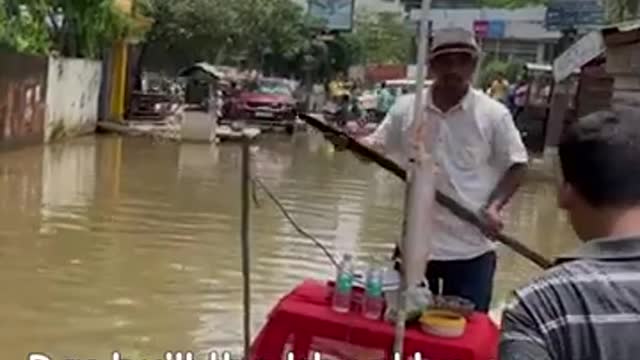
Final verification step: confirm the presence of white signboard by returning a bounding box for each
[553,30,604,82]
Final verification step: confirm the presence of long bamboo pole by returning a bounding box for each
[240,134,252,358]
[297,113,553,270]
[393,0,432,356]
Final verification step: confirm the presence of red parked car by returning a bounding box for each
[222,78,298,133]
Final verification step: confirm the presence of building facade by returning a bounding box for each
[299,0,563,64]
[409,6,561,64]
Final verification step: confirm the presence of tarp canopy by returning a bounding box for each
[178,62,225,80]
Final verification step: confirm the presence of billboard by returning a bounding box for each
[545,0,604,30]
[308,0,355,32]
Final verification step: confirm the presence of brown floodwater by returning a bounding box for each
[0,132,577,359]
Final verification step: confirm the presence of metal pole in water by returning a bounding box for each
[240,134,251,358]
[393,0,431,356]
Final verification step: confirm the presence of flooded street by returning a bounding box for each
[0,132,577,359]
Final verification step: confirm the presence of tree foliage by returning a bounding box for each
[477,57,524,89]
[139,0,316,75]
[139,0,414,79]
[342,11,413,65]
[0,0,409,81]
[0,0,51,54]
[0,0,133,58]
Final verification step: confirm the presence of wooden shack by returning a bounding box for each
[601,22,640,105]
[545,29,615,151]
[177,62,224,143]
[543,22,640,159]
[574,55,613,119]
[178,62,224,111]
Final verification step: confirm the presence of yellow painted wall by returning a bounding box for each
[109,40,128,122]
[108,0,133,122]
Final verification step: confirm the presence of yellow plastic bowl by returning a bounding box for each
[419,309,467,338]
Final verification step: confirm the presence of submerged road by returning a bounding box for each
[0,131,576,358]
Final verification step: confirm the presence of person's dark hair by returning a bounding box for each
[559,106,640,208]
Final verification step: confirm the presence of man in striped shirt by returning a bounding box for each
[500,106,640,359]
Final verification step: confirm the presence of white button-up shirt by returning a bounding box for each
[364,87,528,260]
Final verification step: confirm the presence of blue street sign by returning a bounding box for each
[545,0,604,30]
[487,20,506,39]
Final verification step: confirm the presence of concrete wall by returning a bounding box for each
[0,51,48,150]
[45,57,102,143]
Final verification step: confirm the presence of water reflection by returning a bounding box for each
[0,133,576,358]
[42,138,97,208]
[178,143,219,180]
[40,138,97,235]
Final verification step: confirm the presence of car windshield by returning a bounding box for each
[252,80,292,96]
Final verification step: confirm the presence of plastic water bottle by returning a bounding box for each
[363,267,384,319]
[332,254,354,313]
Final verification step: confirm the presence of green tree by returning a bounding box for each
[0,0,133,58]
[343,11,413,65]
[52,0,133,58]
[139,0,416,79]
[225,0,311,67]
[477,57,524,89]
[0,0,51,54]
[139,0,314,75]
[137,0,223,73]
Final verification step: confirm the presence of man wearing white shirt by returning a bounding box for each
[332,28,528,312]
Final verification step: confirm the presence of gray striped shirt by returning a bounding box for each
[499,236,640,360]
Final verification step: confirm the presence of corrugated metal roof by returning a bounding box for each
[601,20,640,46]
[553,30,604,82]
[601,20,640,33]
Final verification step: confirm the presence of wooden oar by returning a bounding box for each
[299,113,553,270]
